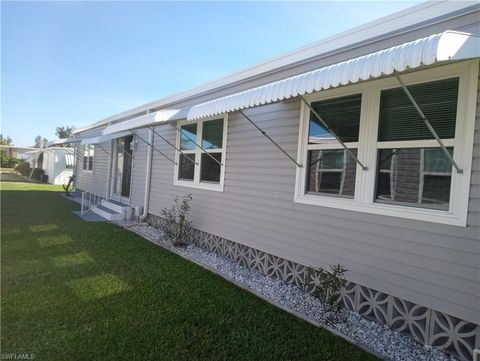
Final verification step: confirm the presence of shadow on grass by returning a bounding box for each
[1,185,379,361]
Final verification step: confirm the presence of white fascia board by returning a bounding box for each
[102,108,187,135]
[73,0,479,135]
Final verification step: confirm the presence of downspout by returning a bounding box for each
[139,127,154,221]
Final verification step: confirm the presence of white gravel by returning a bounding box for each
[119,221,458,361]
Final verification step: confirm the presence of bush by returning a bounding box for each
[0,152,21,168]
[304,264,348,324]
[160,194,192,247]
[15,162,31,176]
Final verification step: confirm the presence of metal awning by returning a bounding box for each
[187,31,479,120]
[102,108,188,135]
[80,131,132,145]
[65,154,75,167]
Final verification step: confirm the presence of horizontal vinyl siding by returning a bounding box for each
[139,91,480,324]
[102,14,479,324]
[74,137,110,195]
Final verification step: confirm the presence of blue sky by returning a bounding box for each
[1,1,420,146]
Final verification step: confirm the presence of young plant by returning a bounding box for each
[304,263,348,324]
[159,194,192,247]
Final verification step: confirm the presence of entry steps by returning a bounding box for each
[91,199,133,221]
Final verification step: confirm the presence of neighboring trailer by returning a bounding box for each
[31,147,74,185]
[71,2,480,360]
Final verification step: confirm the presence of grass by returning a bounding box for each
[0,168,38,183]
[1,181,379,361]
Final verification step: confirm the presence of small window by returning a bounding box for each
[375,148,452,210]
[378,78,459,141]
[201,153,221,183]
[83,144,94,171]
[175,116,227,191]
[375,77,458,210]
[178,154,195,180]
[180,124,197,151]
[305,94,361,198]
[307,149,357,197]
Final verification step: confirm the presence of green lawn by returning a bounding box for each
[1,181,378,361]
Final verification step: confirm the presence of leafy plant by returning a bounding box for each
[304,263,348,324]
[159,194,192,247]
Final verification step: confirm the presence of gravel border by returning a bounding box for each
[118,221,458,361]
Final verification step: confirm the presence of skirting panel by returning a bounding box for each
[146,214,480,361]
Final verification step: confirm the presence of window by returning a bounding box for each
[306,94,361,198]
[174,116,228,191]
[295,61,478,226]
[83,144,94,171]
[374,78,458,211]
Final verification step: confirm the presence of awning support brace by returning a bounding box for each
[394,74,463,174]
[148,127,197,165]
[299,95,367,170]
[96,144,111,157]
[239,110,302,168]
[130,131,176,165]
[169,124,223,167]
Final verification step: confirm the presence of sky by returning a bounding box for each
[1,1,421,146]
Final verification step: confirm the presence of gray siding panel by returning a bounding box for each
[87,12,480,325]
[134,91,480,324]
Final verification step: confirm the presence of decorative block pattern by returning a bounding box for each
[145,215,479,361]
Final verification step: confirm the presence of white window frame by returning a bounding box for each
[174,115,228,192]
[82,144,94,172]
[294,60,478,226]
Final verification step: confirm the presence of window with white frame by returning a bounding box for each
[175,116,227,191]
[83,144,94,171]
[295,61,478,226]
[306,94,361,198]
[374,78,458,210]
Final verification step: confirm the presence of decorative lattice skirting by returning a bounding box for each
[146,214,480,361]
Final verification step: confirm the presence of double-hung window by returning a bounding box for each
[306,94,361,198]
[174,116,228,191]
[375,78,458,210]
[295,61,478,226]
[83,144,94,171]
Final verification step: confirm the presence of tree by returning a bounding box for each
[55,126,75,139]
[0,134,13,145]
[34,135,48,148]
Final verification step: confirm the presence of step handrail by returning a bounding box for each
[80,171,122,215]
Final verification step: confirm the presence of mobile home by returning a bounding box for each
[70,2,480,359]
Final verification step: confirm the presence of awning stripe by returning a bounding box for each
[187,31,479,120]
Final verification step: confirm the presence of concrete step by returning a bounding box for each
[102,199,129,213]
[92,204,122,221]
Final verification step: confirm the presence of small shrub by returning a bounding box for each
[1,152,21,168]
[160,194,192,247]
[304,263,348,324]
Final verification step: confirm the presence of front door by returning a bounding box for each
[113,136,133,199]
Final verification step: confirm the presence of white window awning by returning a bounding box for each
[65,154,75,167]
[80,130,132,145]
[102,108,188,135]
[187,31,480,120]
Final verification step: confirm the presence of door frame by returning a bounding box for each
[109,136,134,204]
